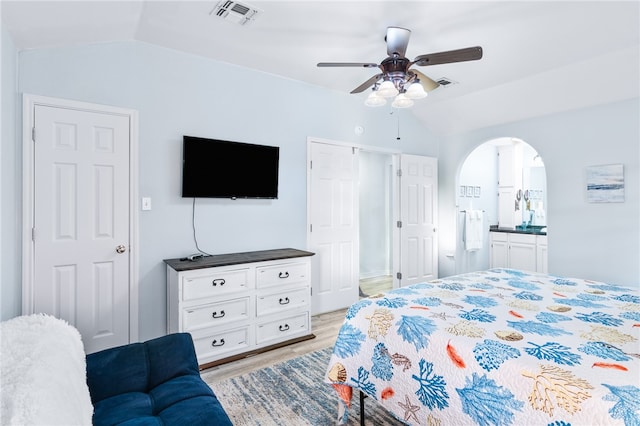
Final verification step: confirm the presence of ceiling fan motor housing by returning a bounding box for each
[381,57,417,89]
[381,57,411,74]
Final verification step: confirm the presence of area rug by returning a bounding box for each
[208,347,406,425]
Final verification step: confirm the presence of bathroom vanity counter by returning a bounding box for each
[489,225,546,236]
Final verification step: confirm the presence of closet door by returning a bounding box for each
[307,141,358,314]
[24,95,138,354]
[399,155,438,286]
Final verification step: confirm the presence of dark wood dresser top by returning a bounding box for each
[164,248,314,272]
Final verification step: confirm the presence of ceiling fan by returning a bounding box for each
[317,27,483,107]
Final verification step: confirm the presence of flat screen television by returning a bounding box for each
[182,136,279,199]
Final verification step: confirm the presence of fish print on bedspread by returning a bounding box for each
[324,269,640,426]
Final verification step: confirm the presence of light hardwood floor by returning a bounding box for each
[359,275,392,297]
[201,308,347,383]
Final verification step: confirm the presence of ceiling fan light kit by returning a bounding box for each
[318,26,482,109]
[391,93,414,109]
[404,81,428,99]
[365,91,387,107]
[377,80,399,98]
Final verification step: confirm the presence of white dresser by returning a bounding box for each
[165,248,314,368]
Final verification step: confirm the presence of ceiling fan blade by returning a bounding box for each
[386,27,411,57]
[350,73,383,94]
[410,69,440,92]
[413,46,483,66]
[317,62,379,68]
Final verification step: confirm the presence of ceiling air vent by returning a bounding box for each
[436,77,458,87]
[211,1,261,25]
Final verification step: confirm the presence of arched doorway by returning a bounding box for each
[454,137,547,274]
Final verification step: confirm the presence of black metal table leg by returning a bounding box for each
[360,391,366,426]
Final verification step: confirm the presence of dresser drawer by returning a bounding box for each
[182,296,251,331]
[256,287,309,317]
[256,312,309,345]
[182,267,250,301]
[192,326,250,361]
[256,261,309,289]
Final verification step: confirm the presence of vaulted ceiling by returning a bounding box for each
[3,1,639,134]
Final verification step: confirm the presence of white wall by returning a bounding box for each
[455,143,498,274]
[7,41,438,337]
[439,98,640,287]
[1,25,20,320]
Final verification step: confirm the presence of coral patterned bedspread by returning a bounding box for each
[324,269,640,426]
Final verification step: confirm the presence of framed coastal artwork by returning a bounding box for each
[586,164,624,203]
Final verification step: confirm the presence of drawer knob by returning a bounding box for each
[278,271,289,279]
[279,324,290,332]
[211,339,226,347]
[212,310,226,319]
[279,297,290,305]
[212,278,226,286]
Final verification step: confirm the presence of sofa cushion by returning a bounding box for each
[149,375,214,410]
[92,392,154,426]
[155,395,231,425]
[86,333,201,404]
[93,392,230,426]
[116,417,162,426]
[86,342,150,404]
[86,333,232,426]
[145,333,201,389]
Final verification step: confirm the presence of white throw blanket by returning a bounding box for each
[1,314,93,425]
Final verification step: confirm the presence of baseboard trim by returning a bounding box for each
[198,333,317,370]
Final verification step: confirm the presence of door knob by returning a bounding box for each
[116,245,126,254]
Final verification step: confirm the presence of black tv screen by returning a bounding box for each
[182,136,279,199]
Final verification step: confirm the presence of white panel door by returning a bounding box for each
[308,142,358,314]
[33,104,131,353]
[399,155,438,286]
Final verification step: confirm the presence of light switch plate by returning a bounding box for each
[142,197,151,211]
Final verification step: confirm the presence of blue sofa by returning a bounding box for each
[86,332,232,426]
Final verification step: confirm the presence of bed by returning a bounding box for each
[324,269,640,425]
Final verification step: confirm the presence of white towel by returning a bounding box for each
[464,209,484,251]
